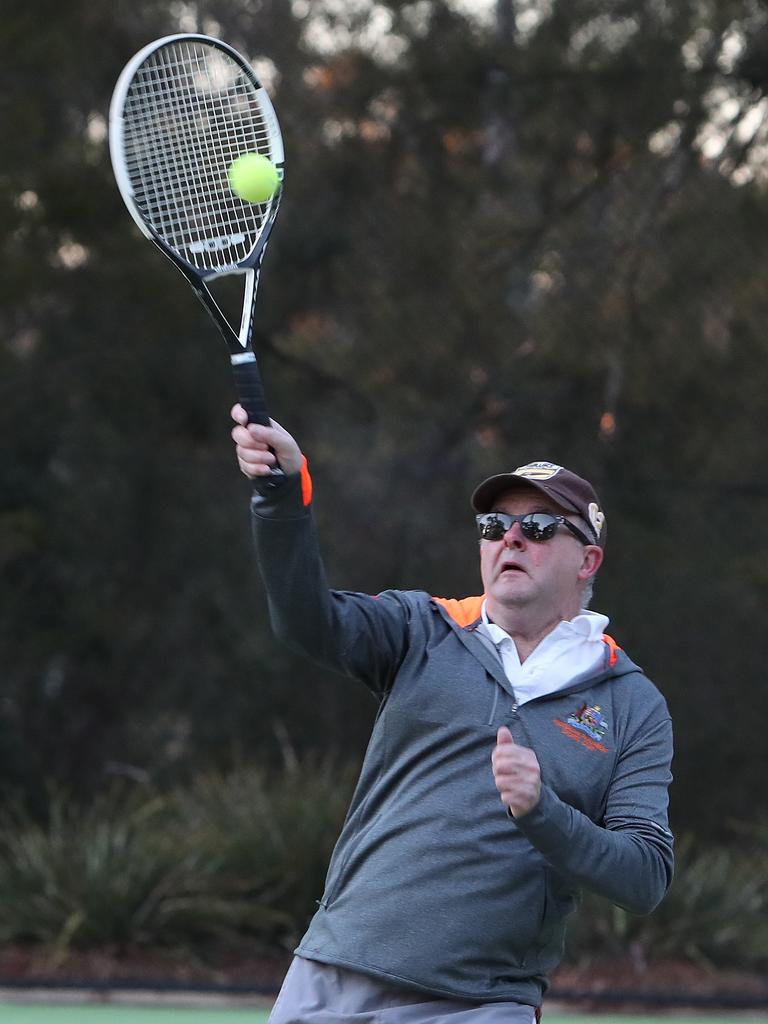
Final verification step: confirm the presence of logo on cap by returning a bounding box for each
[513,461,563,481]
[588,502,605,539]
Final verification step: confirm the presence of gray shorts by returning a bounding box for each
[268,956,538,1024]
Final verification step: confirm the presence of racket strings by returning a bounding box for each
[127,47,263,255]
[122,41,276,271]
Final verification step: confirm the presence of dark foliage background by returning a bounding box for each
[2,0,768,848]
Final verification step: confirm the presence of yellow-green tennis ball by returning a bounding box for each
[228,153,279,203]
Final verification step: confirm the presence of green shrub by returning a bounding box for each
[1,776,765,970]
[0,759,356,957]
[0,789,204,954]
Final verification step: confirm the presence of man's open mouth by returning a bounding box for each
[500,561,526,575]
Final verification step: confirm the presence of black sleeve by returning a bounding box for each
[250,473,410,696]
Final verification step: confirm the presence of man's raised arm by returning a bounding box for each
[231,405,409,694]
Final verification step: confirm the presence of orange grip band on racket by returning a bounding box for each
[300,455,313,507]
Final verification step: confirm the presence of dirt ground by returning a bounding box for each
[0,948,766,1011]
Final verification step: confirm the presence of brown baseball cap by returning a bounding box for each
[471,461,606,547]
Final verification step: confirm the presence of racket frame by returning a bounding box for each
[108,33,284,429]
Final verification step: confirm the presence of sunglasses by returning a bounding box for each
[476,511,593,546]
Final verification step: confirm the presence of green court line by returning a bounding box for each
[0,1004,765,1024]
[0,1007,270,1023]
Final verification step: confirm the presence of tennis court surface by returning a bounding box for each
[1,1002,767,1024]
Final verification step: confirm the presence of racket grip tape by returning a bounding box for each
[231,357,271,426]
[231,356,284,479]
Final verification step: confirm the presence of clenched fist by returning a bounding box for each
[491,726,541,818]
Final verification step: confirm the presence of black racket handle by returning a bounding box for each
[231,357,284,479]
[231,356,271,425]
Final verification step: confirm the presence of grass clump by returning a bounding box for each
[0,758,355,958]
[1,773,766,973]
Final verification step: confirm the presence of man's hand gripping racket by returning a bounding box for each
[109,34,285,474]
[231,404,303,479]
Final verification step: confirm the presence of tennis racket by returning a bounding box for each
[109,33,284,467]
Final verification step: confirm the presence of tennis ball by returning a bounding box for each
[228,153,280,203]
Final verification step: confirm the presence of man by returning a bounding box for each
[231,406,674,1024]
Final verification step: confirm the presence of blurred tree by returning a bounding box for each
[1,0,767,837]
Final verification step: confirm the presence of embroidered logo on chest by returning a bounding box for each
[554,703,610,753]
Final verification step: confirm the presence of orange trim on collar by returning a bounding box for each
[602,633,621,666]
[434,596,622,665]
[432,595,485,627]
[300,455,313,507]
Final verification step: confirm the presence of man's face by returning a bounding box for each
[479,486,603,623]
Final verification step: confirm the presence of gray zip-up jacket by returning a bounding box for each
[250,470,674,1009]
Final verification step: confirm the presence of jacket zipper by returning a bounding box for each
[488,688,519,728]
[510,698,519,731]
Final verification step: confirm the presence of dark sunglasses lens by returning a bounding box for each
[521,513,558,541]
[478,514,508,540]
